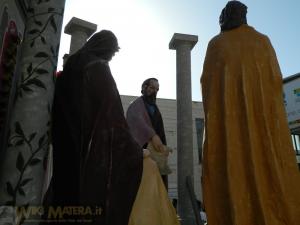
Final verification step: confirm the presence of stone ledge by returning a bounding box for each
[169,33,198,50]
[64,17,97,36]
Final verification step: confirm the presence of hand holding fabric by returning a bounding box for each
[151,134,164,152]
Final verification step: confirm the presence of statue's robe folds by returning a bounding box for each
[129,155,180,225]
[201,24,300,225]
[126,96,166,148]
[126,97,156,148]
[52,59,143,225]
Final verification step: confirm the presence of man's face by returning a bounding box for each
[144,80,159,97]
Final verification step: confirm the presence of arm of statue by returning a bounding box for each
[151,134,169,156]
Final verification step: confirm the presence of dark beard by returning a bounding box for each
[142,94,156,105]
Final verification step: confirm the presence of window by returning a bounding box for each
[195,118,204,163]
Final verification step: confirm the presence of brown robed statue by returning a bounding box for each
[51,30,143,225]
[126,78,171,189]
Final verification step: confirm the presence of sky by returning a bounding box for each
[57,0,300,101]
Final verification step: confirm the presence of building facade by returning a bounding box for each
[283,73,300,168]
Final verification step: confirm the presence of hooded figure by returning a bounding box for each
[51,30,143,225]
[201,1,300,225]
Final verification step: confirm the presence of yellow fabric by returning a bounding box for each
[129,156,180,225]
[201,25,300,225]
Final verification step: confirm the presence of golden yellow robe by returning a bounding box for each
[201,24,300,225]
[129,155,180,225]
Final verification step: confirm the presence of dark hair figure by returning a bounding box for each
[219,0,247,31]
[127,77,170,189]
[51,30,143,225]
[141,78,158,93]
[141,77,159,105]
[201,1,300,225]
[126,77,179,224]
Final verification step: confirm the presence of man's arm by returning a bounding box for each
[126,98,156,147]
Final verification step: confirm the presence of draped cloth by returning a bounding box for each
[52,58,142,225]
[126,97,156,148]
[201,24,300,225]
[129,155,180,225]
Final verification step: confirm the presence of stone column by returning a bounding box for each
[64,17,97,55]
[169,33,198,225]
[0,0,65,213]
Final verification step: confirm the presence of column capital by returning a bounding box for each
[169,33,198,50]
[64,17,97,37]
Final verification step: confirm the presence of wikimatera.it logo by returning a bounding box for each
[0,205,103,224]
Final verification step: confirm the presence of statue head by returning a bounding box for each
[219,1,248,32]
[141,78,159,104]
[81,30,120,61]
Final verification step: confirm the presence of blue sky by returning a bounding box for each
[58,0,300,101]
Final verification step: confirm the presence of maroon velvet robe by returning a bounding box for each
[52,59,143,225]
